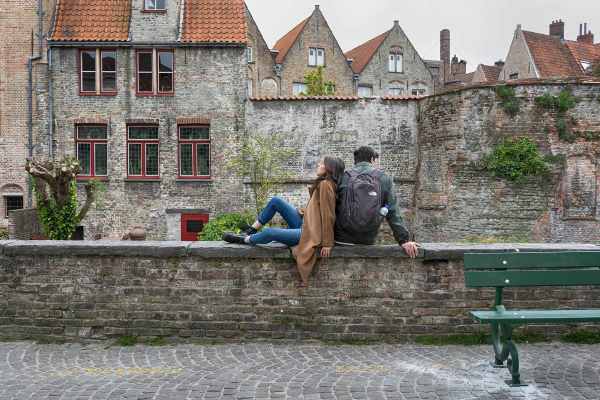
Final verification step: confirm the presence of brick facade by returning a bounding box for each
[246,6,279,97]
[275,6,355,97]
[350,21,435,97]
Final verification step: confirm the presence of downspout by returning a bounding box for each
[48,47,53,161]
[27,0,44,207]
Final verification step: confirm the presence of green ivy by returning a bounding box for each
[199,212,255,241]
[535,90,578,142]
[34,180,79,240]
[495,85,520,117]
[483,137,552,183]
[0,227,8,240]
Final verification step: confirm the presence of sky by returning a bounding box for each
[245,0,600,72]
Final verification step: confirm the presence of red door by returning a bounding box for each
[181,214,209,241]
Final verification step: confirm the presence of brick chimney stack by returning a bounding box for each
[495,60,505,69]
[440,29,450,82]
[577,23,594,44]
[549,19,565,40]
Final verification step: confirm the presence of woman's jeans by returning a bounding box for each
[249,197,303,246]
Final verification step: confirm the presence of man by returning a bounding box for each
[335,146,420,258]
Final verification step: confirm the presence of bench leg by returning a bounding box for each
[490,322,526,386]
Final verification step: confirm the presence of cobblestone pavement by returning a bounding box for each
[0,342,599,400]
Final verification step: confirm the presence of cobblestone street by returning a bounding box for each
[0,342,599,400]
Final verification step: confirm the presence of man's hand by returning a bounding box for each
[401,242,420,258]
[320,247,332,258]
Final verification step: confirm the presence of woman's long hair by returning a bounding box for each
[310,156,345,194]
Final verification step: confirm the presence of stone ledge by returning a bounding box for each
[1,241,598,260]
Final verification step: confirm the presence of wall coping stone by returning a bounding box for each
[0,241,598,260]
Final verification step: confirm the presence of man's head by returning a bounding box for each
[354,146,379,164]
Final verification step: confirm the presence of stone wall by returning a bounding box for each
[1,241,599,341]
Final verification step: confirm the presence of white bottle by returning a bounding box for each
[380,204,389,217]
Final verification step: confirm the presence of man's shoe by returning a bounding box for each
[239,223,258,235]
[222,232,248,245]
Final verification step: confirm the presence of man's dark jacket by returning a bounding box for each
[335,162,410,245]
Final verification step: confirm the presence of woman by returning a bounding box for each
[223,156,345,286]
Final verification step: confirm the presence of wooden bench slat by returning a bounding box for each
[464,252,600,270]
[471,309,600,323]
[465,269,600,287]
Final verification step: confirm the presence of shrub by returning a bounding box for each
[495,85,520,117]
[483,137,552,183]
[0,227,8,240]
[303,66,336,96]
[535,90,578,142]
[199,212,255,241]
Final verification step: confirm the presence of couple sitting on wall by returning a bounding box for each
[223,146,420,287]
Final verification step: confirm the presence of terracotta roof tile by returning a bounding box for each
[565,40,600,67]
[522,31,582,78]
[50,0,131,42]
[480,65,502,83]
[181,0,247,44]
[272,17,310,64]
[345,30,390,74]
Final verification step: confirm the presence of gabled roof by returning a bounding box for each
[50,0,247,44]
[479,64,502,83]
[522,30,583,78]
[272,17,310,64]
[452,72,474,85]
[565,40,600,66]
[345,30,390,74]
[50,0,131,42]
[180,0,247,44]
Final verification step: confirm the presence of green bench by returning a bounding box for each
[464,251,600,386]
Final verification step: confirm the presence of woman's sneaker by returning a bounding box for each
[222,232,248,245]
[239,223,258,235]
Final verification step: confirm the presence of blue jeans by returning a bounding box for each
[250,197,303,246]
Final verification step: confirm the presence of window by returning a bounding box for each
[411,88,426,96]
[358,85,373,97]
[509,72,519,80]
[4,196,23,218]
[79,49,117,95]
[308,47,325,66]
[127,126,160,179]
[389,53,403,73]
[388,87,404,96]
[76,125,108,178]
[137,49,174,95]
[178,126,210,179]
[247,79,253,97]
[246,47,253,63]
[144,0,166,11]
[581,61,592,71]
[293,82,307,96]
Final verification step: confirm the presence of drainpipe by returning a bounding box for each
[47,47,53,161]
[26,0,44,207]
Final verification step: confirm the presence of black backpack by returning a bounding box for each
[338,169,385,233]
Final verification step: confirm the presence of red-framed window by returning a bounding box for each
[144,0,166,11]
[76,125,108,178]
[127,125,160,179]
[79,49,117,95]
[178,125,210,179]
[136,49,174,96]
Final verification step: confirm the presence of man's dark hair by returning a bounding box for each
[354,146,379,164]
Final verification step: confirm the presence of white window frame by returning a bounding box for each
[389,53,403,73]
[246,47,254,63]
[388,87,404,96]
[293,82,307,96]
[145,0,166,11]
[247,79,253,97]
[308,47,325,67]
[358,85,373,98]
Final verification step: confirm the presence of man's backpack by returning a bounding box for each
[338,169,385,233]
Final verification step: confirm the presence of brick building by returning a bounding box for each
[0,0,54,228]
[245,5,278,97]
[41,0,249,240]
[272,5,355,96]
[500,21,600,81]
[346,21,435,97]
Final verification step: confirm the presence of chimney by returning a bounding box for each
[457,60,467,75]
[440,29,450,82]
[549,19,564,40]
[577,22,594,44]
[393,20,399,27]
[495,60,505,69]
[314,4,320,10]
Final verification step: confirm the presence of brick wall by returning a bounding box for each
[356,23,435,97]
[246,7,279,97]
[1,241,598,341]
[278,7,355,96]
